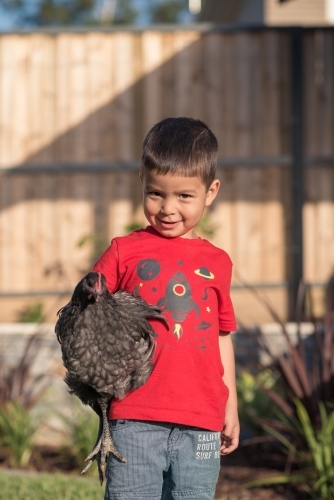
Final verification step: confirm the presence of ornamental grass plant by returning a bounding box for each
[0,334,51,410]
[244,400,334,499]
[0,334,51,468]
[0,402,40,468]
[235,278,334,429]
[235,278,334,498]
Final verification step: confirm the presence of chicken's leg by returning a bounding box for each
[82,397,126,484]
[81,414,103,484]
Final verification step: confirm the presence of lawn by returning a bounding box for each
[0,471,104,500]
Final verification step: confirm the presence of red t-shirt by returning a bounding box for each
[93,226,237,431]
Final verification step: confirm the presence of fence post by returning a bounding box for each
[290,27,304,318]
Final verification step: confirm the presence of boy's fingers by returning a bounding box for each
[220,431,232,448]
[220,439,238,455]
[220,427,239,455]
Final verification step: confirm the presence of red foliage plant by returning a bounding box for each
[235,278,334,428]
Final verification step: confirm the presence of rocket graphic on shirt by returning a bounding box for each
[157,272,200,340]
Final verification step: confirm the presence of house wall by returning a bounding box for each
[265,0,327,25]
[199,0,333,26]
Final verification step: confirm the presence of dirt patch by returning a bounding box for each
[215,445,309,500]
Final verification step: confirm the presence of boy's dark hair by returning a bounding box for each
[141,117,218,190]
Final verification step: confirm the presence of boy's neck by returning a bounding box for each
[147,225,201,240]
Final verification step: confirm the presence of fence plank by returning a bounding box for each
[173,31,201,116]
[261,32,285,282]
[142,31,163,134]
[54,34,73,162]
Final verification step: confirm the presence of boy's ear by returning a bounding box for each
[205,179,220,207]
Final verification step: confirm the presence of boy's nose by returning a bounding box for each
[160,199,175,215]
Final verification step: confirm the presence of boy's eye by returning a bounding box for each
[180,194,191,199]
[148,191,161,197]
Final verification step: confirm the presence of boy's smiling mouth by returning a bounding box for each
[158,219,181,228]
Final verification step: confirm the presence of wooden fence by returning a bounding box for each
[0,27,333,324]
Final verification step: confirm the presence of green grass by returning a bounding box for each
[0,470,230,500]
[0,471,104,500]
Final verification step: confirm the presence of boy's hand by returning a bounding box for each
[220,409,239,455]
[218,332,239,455]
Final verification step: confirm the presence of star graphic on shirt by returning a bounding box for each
[177,261,183,266]
[151,287,157,292]
[206,307,211,313]
[139,283,143,287]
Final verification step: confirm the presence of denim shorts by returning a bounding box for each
[104,420,221,500]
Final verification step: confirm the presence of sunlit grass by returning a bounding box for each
[0,471,104,500]
[0,470,232,500]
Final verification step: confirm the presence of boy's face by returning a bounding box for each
[140,170,220,239]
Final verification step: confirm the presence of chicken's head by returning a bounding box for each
[82,272,107,303]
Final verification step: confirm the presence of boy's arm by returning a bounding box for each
[219,331,239,454]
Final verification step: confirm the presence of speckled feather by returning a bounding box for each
[55,273,167,410]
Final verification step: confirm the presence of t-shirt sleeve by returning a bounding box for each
[216,256,237,332]
[92,239,120,293]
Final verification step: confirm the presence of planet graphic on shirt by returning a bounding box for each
[195,321,211,330]
[194,267,214,280]
[137,259,161,281]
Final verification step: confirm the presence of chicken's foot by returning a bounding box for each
[81,398,126,485]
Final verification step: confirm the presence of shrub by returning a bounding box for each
[55,399,100,476]
[236,369,276,438]
[0,402,40,468]
[17,302,44,323]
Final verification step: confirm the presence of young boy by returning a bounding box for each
[93,117,239,500]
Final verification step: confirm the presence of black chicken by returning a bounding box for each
[55,271,167,484]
